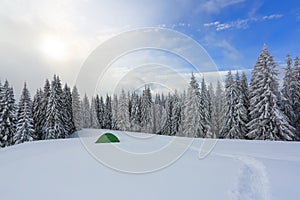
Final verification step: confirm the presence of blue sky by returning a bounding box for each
[0,0,299,96]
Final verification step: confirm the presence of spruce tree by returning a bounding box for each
[141,86,153,133]
[90,97,100,128]
[62,84,75,136]
[0,80,17,147]
[82,94,91,128]
[247,45,295,140]
[32,89,44,140]
[72,86,82,130]
[44,75,65,139]
[130,92,141,132]
[117,89,130,131]
[14,83,35,144]
[182,74,202,137]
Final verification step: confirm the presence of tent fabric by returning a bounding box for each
[96,133,120,143]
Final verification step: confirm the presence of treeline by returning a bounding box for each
[0,45,299,148]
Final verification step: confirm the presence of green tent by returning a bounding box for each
[96,133,120,143]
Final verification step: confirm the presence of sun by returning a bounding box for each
[40,35,68,61]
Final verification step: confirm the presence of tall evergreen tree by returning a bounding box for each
[111,94,119,130]
[220,71,239,138]
[130,92,141,132]
[103,95,112,129]
[0,80,17,147]
[292,56,300,136]
[141,86,153,133]
[171,91,182,135]
[117,89,130,131]
[199,78,211,137]
[40,79,50,139]
[210,80,225,138]
[247,45,295,140]
[72,86,82,130]
[44,75,66,139]
[90,97,100,128]
[182,74,201,137]
[14,83,35,144]
[62,84,75,136]
[82,94,91,128]
[32,89,44,140]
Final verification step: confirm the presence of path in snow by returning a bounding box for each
[188,140,271,200]
[230,156,271,200]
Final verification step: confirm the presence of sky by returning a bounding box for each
[0,0,299,97]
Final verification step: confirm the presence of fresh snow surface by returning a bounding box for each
[1,129,300,200]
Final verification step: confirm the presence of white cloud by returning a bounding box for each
[204,14,284,31]
[197,0,245,14]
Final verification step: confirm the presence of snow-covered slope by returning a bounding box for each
[1,129,300,200]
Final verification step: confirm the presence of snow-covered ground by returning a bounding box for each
[1,129,300,200]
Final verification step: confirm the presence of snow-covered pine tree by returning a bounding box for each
[117,89,130,131]
[95,95,103,128]
[44,75,66,139]
[111,94,119,130]
[281,54,298,134]
[247,45,295,140]
[103,95,112,129]
[199,77,211,137]
[161,93,173,135]
[0,80,17,147]
[40,79,50,139]
[32,89,44,140]
[141,86,153,133]
[220,71,239,139]
[72,86,82,131]
[171,90,182,135]
[62,84,75,136]
[90,97,100,128]
[292,56,300,136]
[182,73,201,138]
[210,80,225,138]
[178,90,186,136]
[14,83,35,144]
[99,96,105,128]
[82,94,91,128]
[234,71,249,139]
[130,92,141,132]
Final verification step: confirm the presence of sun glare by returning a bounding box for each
[40,35,68,61]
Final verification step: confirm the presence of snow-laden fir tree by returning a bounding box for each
[210,80,225,138]
[44,75,66,139]
[40,79,50,139]
[233,72,249,138]
[199,77,211,137]
[90,97,100,128]
[281,54,300,137]
[14,83,35,144]
[81,94,91,128]
[103,95,112,129]
[161,94,173,135]
[62,84,75,136]
[182,73,202,137]
[95,95,104,128]
[117,89,130,131]
[111,94,118,130]
[32,89,44,140]
[171,90,182,135]
[0,80,17,147]
[220,71,239,139]
[141,86,153,133]
[292,57,300,136]
[72,86,82,130]
[247,45,295,140]
[130,92,141,132]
